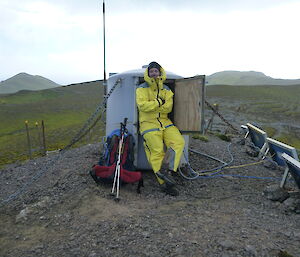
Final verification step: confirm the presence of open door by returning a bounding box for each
[173,75,205,133]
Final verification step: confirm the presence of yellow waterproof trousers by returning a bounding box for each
[142,126,185,184]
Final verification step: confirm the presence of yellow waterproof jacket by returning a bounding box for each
[136,67,174,135]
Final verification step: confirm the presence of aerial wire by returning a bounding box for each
[103,0,106,83]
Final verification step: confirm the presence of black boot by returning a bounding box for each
[163,183,179,196]
[156,169,176,186]
[171,170,183,179]
[171,170,185,185]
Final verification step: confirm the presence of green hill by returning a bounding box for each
[1,78,300,167]
[206,84,300,150]
[0,80,104,166]
[206,71,300,86]
[0,73,60,94]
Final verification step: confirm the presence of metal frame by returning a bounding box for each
[281,153,300,189]
[245,123,268,158]
[265,137,299,188]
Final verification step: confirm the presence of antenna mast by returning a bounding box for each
[102,0,106,82]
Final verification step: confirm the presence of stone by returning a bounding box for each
[263,185,289,202]
[293,231,300,238]
[141,231,150,238]
[33,196,51,208]
[220,253,231,257]
[283,197,300,212]
[219,239,235,250]
[245,244,258,256]
[263,161,278,170]
[15,207,31,223]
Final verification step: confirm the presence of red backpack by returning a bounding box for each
[90,130,143,193]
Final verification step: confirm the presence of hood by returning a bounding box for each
[144,66,167,90]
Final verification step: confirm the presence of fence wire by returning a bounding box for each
[0,79,121,206]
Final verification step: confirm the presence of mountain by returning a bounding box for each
[0,73,60,94]
[206,71,300,86]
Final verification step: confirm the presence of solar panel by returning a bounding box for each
[282,153,300,189]
[266,138,299,166]
[245,123,268,158]
[265,138,299,188]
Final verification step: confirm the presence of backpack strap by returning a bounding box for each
[108,135,119,165]
[121,134,135,171]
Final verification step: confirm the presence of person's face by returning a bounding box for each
[148,68,160,78]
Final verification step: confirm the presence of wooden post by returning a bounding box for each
[35,121,44,156]
[25,120,32,159]
[35,121,41,153]
[41,120,47,156]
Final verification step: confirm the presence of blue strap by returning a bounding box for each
[141,124,174,136]
[165,124,174,129]
[141,128,160,136]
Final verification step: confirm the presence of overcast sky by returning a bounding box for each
[1,0,300,84]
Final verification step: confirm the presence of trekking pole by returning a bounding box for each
[111,136,122,196]
[111,136,122,198]
[111,126,122,195]
[110,118,128,201]
[116,118,127,200]
[110,145,121,196]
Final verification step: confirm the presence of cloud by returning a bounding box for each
[1,0,299,83]
[0,0,103,83]
[105,2,300,79]
[107,0,300,13]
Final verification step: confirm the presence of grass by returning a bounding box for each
[0,90,59,105]
[1,81,300,167]
[206,85,300,121]
[206,84,300,152]
[191,134,209,142]
[215,133,232,142]
[262,126,277,137]
[276,133,300,150]
[0,81,104,167]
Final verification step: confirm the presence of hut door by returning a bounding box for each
[173,75,205,133]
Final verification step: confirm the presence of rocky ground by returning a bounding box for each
[0,133,300,257]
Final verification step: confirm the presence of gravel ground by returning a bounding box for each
[0,134,300,257]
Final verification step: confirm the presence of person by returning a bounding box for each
[136,61,185,196]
